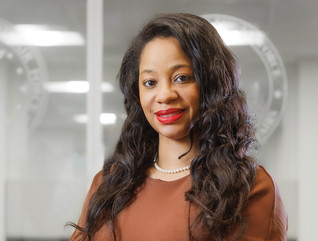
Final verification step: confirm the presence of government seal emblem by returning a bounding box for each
[0,18,49,133]
[202,14,288,144]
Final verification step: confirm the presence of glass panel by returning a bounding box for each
[102,60,125,158]
[0,0,87,239]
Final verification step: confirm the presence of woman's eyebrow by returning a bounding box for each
[171,64,191,70]
[140,64,191,75]
[139,69,155,75]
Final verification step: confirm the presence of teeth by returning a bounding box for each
[160,111,182,117]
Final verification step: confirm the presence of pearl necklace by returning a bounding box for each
[153,155,190,174]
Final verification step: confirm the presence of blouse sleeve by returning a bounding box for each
[69,171,104,241]
[237,166,288,241]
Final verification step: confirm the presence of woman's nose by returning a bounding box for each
[155,81,178,104]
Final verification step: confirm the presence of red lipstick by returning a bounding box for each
[155,108,184,124]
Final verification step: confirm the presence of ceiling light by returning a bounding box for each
[100,113,117,125]
[0,24,84,46]
[74,113,117,125]
[217,29,265,46]
[211,22,265,46]
[14,24,51,31]
[44,81,113,93]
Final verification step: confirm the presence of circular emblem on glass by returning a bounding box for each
[0,19,49,133]
[202,14,287,144]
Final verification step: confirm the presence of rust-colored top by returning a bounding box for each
[70,166,287,241]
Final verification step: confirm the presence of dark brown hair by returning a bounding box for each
[71,13,257,241]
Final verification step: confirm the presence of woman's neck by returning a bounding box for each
[158,136,197,169]
[157,133,198,167]
[147,135,198,181]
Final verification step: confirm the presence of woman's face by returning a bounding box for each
[139,37,200,140]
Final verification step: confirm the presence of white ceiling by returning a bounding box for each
[103,0,318,63]
[1,0,316,63]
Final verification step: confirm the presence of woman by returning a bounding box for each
[70,13,287,241]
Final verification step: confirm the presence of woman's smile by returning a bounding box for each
[155,108,185,124]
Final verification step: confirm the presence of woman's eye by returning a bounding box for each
[174,75,190,83]
[143,80,157,87]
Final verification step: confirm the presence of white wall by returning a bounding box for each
[259,62,299,239]
[0,61,7,241]
[298,59,318,241]
[259,59,318,240]
[6,128,87,238]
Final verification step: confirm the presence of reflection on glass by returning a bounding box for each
[204,14,287,144]
[0,0,87,239]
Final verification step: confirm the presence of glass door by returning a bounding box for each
[0,0,89,239]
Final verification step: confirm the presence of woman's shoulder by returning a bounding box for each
[83,170,104,206]
[90,170,104,191]
[248,165,285,214]
[240,165,288,240]
[249,165,278,199]
[69,170,105,241]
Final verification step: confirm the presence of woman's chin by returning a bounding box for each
[158,129,190,141]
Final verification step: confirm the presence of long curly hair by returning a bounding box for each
[73,13,257,241]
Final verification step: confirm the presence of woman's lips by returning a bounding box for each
[155,108,185,124]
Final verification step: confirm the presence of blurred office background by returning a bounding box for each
[0,0,317,240]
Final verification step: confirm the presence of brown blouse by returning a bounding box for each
[70,166,287,241]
